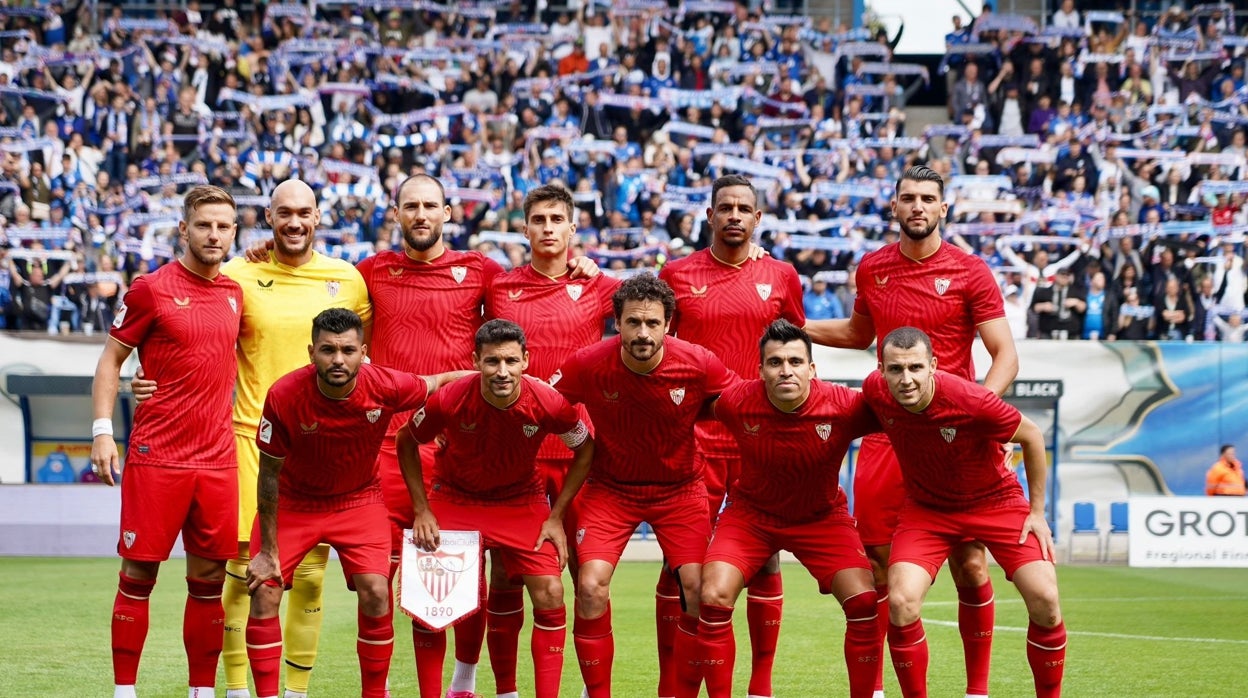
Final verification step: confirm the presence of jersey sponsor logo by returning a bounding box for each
[816,423,831,441]
[934,278,951,295]
[258,417,273,444]
[601,390,619,401]
[940,427,957,443]
[411,407,426,428]
[523,424,540,438]
[507,289,523,301]
[173,296,190,307]
[388,267,403,277]
[326,280,340,298]
[755,283,772,301]
[567,284,583,301]
[112,302,127,328]
[416,548,468,604]
[366,408,382,424]
[451,266,467,284]
[122,530,136,549]
[874,274,889,286]
[300,422,319,433]
[670,387,686,405]
[257,279,274,289]
[548,369,562,386]
[690,284,708,296]
[227,297,238,314]
[459,422,477,432]
[743,421,761,436]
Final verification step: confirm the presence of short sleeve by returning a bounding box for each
[407,390,446,444]
[779,266,806,325]
[108,276,156,348]
[256,390,290,459]
[702,348,740,395]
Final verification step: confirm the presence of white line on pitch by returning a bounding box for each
[922,619,1248,645]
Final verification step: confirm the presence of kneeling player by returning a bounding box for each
[697,320,882,698]
[863,327,1065,698]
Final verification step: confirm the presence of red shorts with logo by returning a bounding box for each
[429,497,561,578]
[852,434,905,547]
[890,497,1049,581]
[574,480,710,570]
[696,450,740,525]
[706,500,870,594]
[251,500,391,589]
[379,438,441,555]
[119,463,237,562]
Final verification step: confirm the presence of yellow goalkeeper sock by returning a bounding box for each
[222,556,251,690]
[283,544,329,694]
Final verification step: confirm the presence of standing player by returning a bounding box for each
[696,320,882,698]
[659,174,805,698]
[397,319,595,698]
[90,185,242,698]
[554,274,738,698]
[806,164,1019,698]
[134,179,373,698]
[482,183,620,697]
[245,308,461,698]
[863,327,1064,698]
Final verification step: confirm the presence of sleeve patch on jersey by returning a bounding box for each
[548,369,562,386]
[411,407,426,428]
[112,302,127,328]
[258,417,273,444]
[560,420,589,449]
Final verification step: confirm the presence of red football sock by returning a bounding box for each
[412,622,447,698]
[1026,621,1067,698]
[184,576,225,688]
[358,610,394,698]
[531,606,567,698]
[655,570,683,697]
[454,609,486,664]
[957,582,995,696]
[888,620,929,698]
[112,572,156,686]
[697,604,735,698]
[245,615,283,698]
[487,587,526,695]
[573,605,613,697]
[873,584,890,693]
[673,613,704,698]
[842,590,881,698]
[745,567,783,697]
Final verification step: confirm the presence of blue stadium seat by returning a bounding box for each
[1068,501,1102,562]
[1105,501,1130,562]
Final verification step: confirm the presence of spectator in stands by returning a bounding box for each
[802,274,844,321]
[1082,270,1113,340]
[1110,286,1153,340]
[1205,445,1245,496]
[1032,267,1086,340]
[1155,276,1193,340]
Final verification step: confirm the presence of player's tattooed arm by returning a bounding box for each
[248,452,285,593]
[544,433,594,568]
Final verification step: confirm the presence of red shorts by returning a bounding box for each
[852,434,905,547]
[430,497,561,578]
[696,450,740,525]
[379,438,441,555]
[119,464,237,562]
[890,497,1049,581]
[706,501,869,594]
[251,501,391,589]
[536,456,570,501]
[574,481,710,570]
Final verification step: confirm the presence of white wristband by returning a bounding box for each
[92,418,114,439]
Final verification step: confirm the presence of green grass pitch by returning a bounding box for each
[5,558,1247,696]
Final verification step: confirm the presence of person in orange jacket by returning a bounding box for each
[1206,445,1246,496]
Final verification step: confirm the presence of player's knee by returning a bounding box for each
[949,546,990,584]
[888,590,922,626]
[121,559,160,581]
[1023,587,1062,627]
[528,576,564,610]
[250,586,282,618]
[700,582,735,609]
[575,576,609,617]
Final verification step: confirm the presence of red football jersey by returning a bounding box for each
[553,335,738,497]
[407,374,587,504]
[715,379,880,523]
[853,241,1004,381]
[660,250,805,455]
[110,260,242,469]
[485,266,619,460]
[356,248,504,435]
[258,363,429,511]
[861,370,1023,511]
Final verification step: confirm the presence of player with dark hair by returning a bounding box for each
[90,184,242,698]
[862,327,1064,698]
[659,173,805,698]
[696,319,882,698]
[245,308,463,698]
[553,273,738,698]
[396,318,595,698]
[807,163,1019,698]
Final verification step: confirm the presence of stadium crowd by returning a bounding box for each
[0,0,1247,342]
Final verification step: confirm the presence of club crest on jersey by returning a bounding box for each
[258,417,273,444]
[756,283,772,301]
[173,296,190,307]
[576,528,586,545]
[548,369,562,386]
[112,302,127,328]
[816,423,832,441]
[523,424,540,438]
[411,408,426,428]
[451,266,467,284]
[122,530,136,549]
[326,280,340,298]
[366,409,382,424]
[690,284,708,296]
[416,549,468,604]
[940,427,957,443]
[227,297,238,314]
[508,289,523,301]
[670,387,686,405]
[934,278,951,295]
[567,284,583,301]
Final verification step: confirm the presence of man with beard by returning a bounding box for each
[806,165,1018,698]
[553,274,738,698]
[245,308,463,698]
[659,174,804,698]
